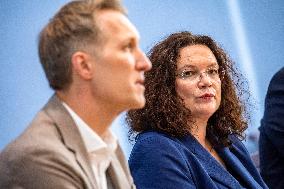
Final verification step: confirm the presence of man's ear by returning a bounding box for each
[71,51,93,80]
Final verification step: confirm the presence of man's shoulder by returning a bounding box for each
[0,107,82,187]
[271,67,284,84]
[266,66,284,94]
[1,95,73,156]
[0,109,66,161]
[0,94,98,188]
[0,95,75,164]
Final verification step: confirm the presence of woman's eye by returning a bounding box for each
[207,68,219,75]
[181,70,196,77]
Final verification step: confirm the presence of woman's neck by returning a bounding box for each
[190,118,210,149]
[190,117,227,169]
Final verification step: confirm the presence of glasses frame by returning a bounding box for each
[176,67,226,81]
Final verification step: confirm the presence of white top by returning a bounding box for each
[62,102,118,189]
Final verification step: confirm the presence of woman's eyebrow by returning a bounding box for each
[178,63,219,70]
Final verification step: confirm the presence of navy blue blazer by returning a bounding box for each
[259,67,284,189]
[129,131,267,189]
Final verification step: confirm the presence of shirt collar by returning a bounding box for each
[62,102,117,154]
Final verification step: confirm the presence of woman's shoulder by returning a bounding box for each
[129,132,195,188]
[137,130,170,139]
[228,134,250,156]
[134,131,181,148]
[130,131,187,159]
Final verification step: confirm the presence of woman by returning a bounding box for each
[127,32,267,189]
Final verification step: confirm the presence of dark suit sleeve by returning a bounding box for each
[261,67,284,157]
[261,126,284,157]
[0,146,84,189]
[129,135,195,189]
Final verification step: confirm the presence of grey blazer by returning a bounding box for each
[0,95,135,189]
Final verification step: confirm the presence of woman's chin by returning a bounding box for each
[191,108,217,120]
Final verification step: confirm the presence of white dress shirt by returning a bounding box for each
[62,102,118,189]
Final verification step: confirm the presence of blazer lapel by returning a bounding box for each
[106,145,134,189]
[180,135,242,189]
[217,147,262,189]
[43,95,97,188]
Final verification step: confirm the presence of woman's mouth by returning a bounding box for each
[198,93,215,100]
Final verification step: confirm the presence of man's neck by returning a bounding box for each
[56,91,119,136]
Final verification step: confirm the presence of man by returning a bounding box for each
[259,67,284,189]
[0,0,151,188]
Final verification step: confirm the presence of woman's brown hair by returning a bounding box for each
[127,31,250,147]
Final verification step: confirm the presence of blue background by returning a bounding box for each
[1,0,284,157]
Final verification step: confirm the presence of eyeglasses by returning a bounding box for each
[176,67,225,81]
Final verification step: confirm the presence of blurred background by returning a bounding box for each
[1,0,284,158]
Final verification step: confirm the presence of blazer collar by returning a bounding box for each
[43,95,97,188]
[217,145,262,189]
[179,135,243,188]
